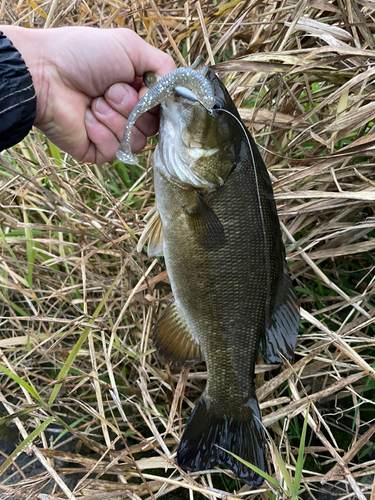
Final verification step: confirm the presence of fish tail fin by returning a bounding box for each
[177,394,265,486]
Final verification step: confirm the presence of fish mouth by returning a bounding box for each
[116,61,227,190]
[158,97,221,190]
[116,63,215,165]
[163,96,218,151]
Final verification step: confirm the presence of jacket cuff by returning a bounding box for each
[0,30,37,151]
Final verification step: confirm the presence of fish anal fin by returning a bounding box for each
[183,194,226,251]
[137,206,163,257]
[177,394,265,486]
[261,266,300,364]
[153,300,203,365]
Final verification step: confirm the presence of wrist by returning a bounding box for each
[0,26,49,124]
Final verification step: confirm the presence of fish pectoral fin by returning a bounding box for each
[261,266,300,364]
[136,206,163,257]
[182,194,226,251]
[153,299,203,365]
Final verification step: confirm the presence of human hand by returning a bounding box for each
[1,26,176,164]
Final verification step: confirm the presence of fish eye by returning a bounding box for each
[212,100,224,115]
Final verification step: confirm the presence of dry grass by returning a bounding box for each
[1,0,375,499]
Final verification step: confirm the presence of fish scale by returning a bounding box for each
[117,62,300,486]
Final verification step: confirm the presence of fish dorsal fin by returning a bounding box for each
[260,266,300,363]
[153,299,203,365]
[137,206,163,257]
[184,194,226,251]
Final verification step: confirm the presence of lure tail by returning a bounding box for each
[177,393,265,486]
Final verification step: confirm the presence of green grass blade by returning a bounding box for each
[218,446,280,488]
[271,441,293,492]
[47,329,90,406]
[22,209,36,287]
[292,405,310,494]
[0,226,28,284]
[0,416,54,477]
[48,272,121,406]
[0,406,39,426]
[52,416,86,446]
[0,292,28,316]
[0,364,45,406]
[47,140,62,166]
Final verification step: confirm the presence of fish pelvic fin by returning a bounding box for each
[153,299,203,365]
[137,206,163,257]
[177,394,265,487]
[261,265,300,363]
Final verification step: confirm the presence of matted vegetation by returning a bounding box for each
[1,1,375,499]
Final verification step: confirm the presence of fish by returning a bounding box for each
[117,60,300,486]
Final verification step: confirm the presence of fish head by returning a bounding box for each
[158,66,243,191]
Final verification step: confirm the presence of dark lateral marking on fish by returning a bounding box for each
[153,299,203,365]
[177,393,265,487]
[182,193,227,251]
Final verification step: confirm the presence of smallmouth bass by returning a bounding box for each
[117,61,300,486]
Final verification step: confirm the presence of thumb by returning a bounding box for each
[113,29,177,79]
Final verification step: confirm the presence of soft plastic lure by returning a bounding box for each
[116,67,215,165]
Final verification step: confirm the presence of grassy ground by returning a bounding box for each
[1,0,375,499]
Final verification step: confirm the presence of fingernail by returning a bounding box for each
[95,97,112,116]
[107,83,128,105]
[85,108,98,124]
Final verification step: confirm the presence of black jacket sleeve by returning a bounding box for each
[0,30,37,151]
